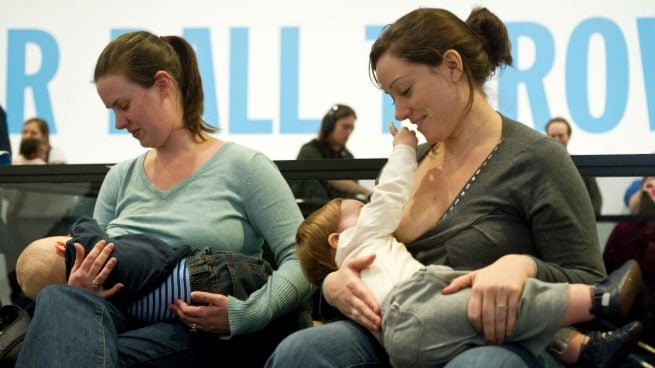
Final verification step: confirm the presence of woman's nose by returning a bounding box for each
[114,113,128,130]
[395,104,410,121]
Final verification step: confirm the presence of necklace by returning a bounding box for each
[430,114,497,161]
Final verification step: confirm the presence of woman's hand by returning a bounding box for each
[68,240,124,298]
[323,254,381,331]
[441,254,536,345]
[170,291,230,334]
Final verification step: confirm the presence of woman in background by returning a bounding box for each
[20,117,66,164]
[293,104,371,206]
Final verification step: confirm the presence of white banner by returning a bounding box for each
[1,0,654,163]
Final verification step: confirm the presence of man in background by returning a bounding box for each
[546,117,603,215]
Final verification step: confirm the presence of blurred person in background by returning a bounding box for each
[292,104,370,215]
[545,117,602,215]
[20,117,66,164]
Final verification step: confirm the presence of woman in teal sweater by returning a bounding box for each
[17,31,313,367]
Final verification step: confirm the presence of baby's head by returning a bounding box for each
[296,198,364,286]
[16,236,72,299]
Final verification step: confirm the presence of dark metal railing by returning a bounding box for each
[1,154,654,222]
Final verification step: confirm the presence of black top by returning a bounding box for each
[0,106,11,164]
[297,139,354,160]
[291,139,357,211]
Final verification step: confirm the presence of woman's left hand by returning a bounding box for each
[441,254,536,345]
[170,291,230,334]
[68,240,124,298]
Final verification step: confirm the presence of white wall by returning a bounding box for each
[0,0,655,163]
[1,0,653,214]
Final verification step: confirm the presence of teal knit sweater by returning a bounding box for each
[94,141,314,337]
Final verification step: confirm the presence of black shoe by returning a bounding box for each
[590,260,642,320]
[578,321,643,368]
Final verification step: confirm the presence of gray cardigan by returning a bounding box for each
[409,115,606,284]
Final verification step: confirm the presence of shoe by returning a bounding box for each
[578,321,643,368]
[590,260,642,320]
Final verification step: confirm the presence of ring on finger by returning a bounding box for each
[497,304,508,311]
[91,279,100,289]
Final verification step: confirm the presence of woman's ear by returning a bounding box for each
[442,49,464,82]
[327,233,340,250]
[154,70,174,96]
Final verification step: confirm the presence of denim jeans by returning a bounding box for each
[265,319,565,368]
[16,285,207,367]
[187,248,273,300]
[17,261,309,367]
[17,285,129,368]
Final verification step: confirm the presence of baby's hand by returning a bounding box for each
[389,122,418,148]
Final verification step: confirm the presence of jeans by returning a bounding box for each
[17,284,311,367]
[187,248,273,300]
[17,285,128,368]
[265,319,565,368]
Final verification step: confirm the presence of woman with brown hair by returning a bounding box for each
[267,7,607,367]
[17,31,313,367]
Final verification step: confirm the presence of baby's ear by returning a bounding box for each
[54,241,67,255]
[327,233,340,250]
